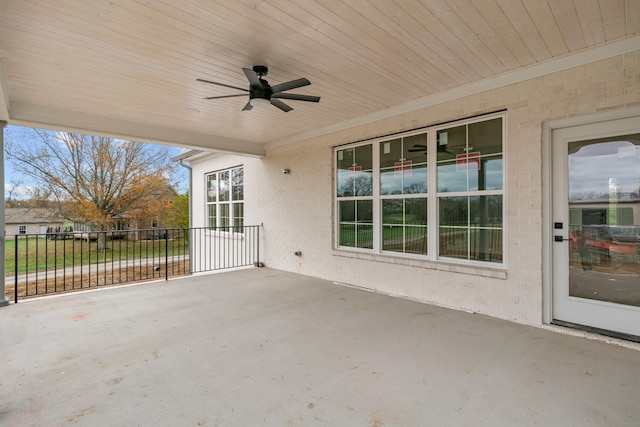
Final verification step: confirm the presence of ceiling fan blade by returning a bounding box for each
[204,94,248,100]
[408,148,426,152]
[242,68,263,91]
[270,98,293,112]
[242,102,253,111]
[271,93,320,103]
[271,78,310,94]
[196,78,248,92]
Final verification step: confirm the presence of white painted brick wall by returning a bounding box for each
[189,52,640,327]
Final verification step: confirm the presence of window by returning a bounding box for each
[335,114,504,265]
[206,166,244,230]
[19,225,27,235]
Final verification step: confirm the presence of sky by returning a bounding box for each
[569,139,640,199]
[3,125,189,200]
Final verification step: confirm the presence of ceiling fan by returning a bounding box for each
[197,65,320,112]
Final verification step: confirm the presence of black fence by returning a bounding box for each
[7,225,261,302]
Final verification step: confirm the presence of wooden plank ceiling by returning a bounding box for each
[0,0,639,155]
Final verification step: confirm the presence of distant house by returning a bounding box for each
[5,208,66,236]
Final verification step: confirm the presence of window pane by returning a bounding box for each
[232,168,244,201]
[469,196,503,227]
[380,165,427,195]
[382,199,403,224]
[437,161,468,193]
[381,135,428,196]
[339,200,373,250]
[382,225,404,252]
[337,145,373,197]
[439,227,469,260]
[352,172,373,197]
[437,125,466,162]
[469,117,502,156]
[382,198,428,255]
[405,226,428,255]
[356,225,373,249]
[355,144,373,171]
[357,200,373,223]
[380,168,403,195]
[219,203,230,228]
[403,164,427,194]
[439,196,503,262]
[380,138,402,169]
[207,173,217,202]
[339,200,355,222]
[406,198,427,225]
[339,224,356,247]
[382,198,403,252]
[208,204,216,228]
[468,155,503,191]
[438,156,502,193]
[439,196,468,227]
[354,145,373,196]
[233,203,244,229]
[469,227,502,263]
[403,133,428,164]
[219,171,230,201]
[337,148,354,197]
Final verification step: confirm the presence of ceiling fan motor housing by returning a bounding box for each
[252,65,268,76]
[250,79,272,100]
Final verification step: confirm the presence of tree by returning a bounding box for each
[169,193,189,229]
[5,179,24,207]
[6,129,178,248]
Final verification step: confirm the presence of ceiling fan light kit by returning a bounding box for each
[197,65,320,113]
[249,98,271,108]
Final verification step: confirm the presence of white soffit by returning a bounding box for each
[266,35,640,151]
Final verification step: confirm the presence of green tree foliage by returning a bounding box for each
[170,193,189,229]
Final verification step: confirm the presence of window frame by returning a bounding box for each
[334,113,506,268]
[205,165,244,233]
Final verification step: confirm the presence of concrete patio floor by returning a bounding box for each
[1,268,639,426]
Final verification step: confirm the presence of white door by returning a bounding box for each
[552,114,640,338]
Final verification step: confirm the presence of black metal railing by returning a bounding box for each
[7,225,261,302]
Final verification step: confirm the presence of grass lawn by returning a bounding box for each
[5,236,189,275]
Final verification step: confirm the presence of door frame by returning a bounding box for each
[542,105,640,327]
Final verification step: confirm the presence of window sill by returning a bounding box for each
[332,249,507,279]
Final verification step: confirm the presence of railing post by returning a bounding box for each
[14,234,18,303]
[165,229,169,281]
[256,224,261,267]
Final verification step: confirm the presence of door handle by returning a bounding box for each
[554,235,570,242]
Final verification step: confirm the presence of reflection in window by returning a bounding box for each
[437,117,503,193]
[334,114,504,265]
[439,196,503,262]
[382,198,428,255]
[337,145,373,197]
[380,135,428,195]
[339,200,373,249]
[567,135,640,302]
[205,166,244,231]
[437,118,503,263]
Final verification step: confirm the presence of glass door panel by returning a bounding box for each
[567,135,640,307]
[551,113,640,338]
